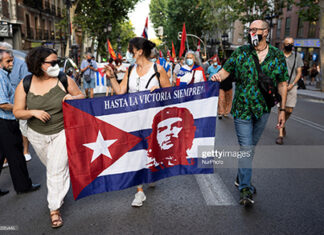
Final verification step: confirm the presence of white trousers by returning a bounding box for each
[27,128,70,211]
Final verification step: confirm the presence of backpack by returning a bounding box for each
[23,71,68,94]
[126,63,161,93]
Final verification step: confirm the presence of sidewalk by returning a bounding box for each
[297,84,324,101]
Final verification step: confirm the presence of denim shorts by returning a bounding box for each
[83,77,95,89]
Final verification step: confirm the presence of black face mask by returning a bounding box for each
[284,45,293,52]
[248,34,263,47]
[87,59,91,62]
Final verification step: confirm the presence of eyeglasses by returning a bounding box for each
[248,28,267,33]
[43,60,60,66]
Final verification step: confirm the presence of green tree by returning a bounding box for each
[149,0,207,55]
[68,0,139,58]
[296,0,320,22]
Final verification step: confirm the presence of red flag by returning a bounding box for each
[118,53,122,60]
[159,50,163,58]
[210,54,221,64]
[167,50,171,58]
[172,41,176,59]
[107,40,117,60]
[179,23,187,58]
[142,17,148,39]
[197,40,201,52]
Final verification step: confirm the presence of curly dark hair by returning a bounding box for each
[26,47,57,77]
[128,37,156,59]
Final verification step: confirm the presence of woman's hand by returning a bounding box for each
[62,94,73,101]
[32,110,51,123]
[104,65,115,79]
[150,86,160,92]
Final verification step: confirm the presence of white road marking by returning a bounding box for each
[272,110,324,133]
[195,174,237,206]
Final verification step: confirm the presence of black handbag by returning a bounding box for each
[251,54,281,109]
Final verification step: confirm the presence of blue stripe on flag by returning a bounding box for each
[77,158,213,200]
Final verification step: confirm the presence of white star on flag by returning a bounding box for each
[83,130,117,163]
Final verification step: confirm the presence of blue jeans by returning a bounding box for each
[234,113,270,192]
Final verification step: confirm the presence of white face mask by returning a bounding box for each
[45,64,60,77]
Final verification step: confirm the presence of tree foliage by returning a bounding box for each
[296,0,320,22]
[149,0,207,54]
[72,0,139,57]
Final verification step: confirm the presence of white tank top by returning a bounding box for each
[128,63,160,93]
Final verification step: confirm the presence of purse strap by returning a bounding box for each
[251,52,264,78]
[288,50,297,84]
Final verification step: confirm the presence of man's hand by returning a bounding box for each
[277,111,286,129]
[211,73,222,82]
[287,83,294,91]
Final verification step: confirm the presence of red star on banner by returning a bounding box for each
[63,103,142,199]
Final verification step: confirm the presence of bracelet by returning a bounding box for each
[279,108,286,112]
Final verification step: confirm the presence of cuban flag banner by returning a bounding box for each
[63,82,219,200]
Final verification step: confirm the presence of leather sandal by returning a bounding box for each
[50,210,63,228]
[276,137,284,145]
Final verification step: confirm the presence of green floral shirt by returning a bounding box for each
[223,44,289,120]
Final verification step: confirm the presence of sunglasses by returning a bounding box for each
[43,60,60,66]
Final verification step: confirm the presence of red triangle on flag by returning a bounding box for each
[97,68,105,78]
[63,103,142,199]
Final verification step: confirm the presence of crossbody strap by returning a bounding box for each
[288,50,297,84]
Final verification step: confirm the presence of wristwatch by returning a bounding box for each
[279,108,286,112]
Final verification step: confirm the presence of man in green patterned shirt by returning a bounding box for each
[212,20,288,207]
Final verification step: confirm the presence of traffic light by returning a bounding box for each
[178,32,182,40]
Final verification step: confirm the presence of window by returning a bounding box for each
[287,3,293,11]
[285,17,291,37]
[276,19,282,39]
[297,18,304,38]
[308,21,318,38]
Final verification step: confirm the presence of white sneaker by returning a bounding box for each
[148,182,156,188]
[131,191,146,207]
[24,153,32,162]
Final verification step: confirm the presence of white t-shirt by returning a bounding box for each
[128,63,160,93]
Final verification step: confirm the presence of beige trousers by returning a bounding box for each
[27,128,70,211]
[218,89,233,115]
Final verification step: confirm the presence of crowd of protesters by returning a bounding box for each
[0,17,322,229]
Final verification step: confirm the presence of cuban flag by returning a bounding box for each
[63,82,219,200]
[176,65,207,87]
[141,17,148,39]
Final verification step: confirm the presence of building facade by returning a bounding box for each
[0,0,67,56]
[271,4,320,65]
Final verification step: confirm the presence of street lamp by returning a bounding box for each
[221,33,229,47]
[265,14,278,44]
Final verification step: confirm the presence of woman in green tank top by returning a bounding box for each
[13,47,84,228]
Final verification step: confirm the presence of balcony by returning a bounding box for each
[27,28,34,39]
[44,30,49,40]
[23,0,42,10]
[51,4,56,15]
[44,1,51,14]
[57,7,62,17]
[36,29,43,40]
